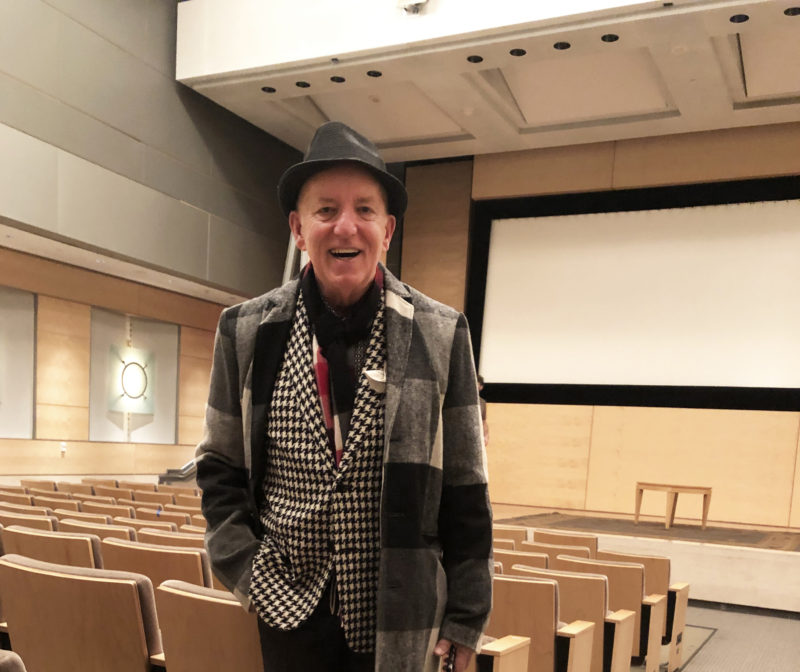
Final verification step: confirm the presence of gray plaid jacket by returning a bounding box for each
[196,265,492,671]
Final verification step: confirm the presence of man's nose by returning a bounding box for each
[331,208,358,236]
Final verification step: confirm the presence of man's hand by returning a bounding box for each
[434,638,474,672]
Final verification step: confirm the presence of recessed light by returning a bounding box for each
[553,41,571,50]
[261,86,276,93]
[509,48,526,57]
[467,55,484,63]
[729,14,749,23]
[601,33,619,43]
[366,70,382,77]
[785,7,800,16]
[295,81,310,88]
[331,76,345,83]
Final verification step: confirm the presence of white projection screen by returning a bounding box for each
[479,199,800,389]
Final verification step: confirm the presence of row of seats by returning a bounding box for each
[489,525,690,672]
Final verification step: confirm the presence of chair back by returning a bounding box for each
[488,576,559,672]
[0,649,28,672]
[136,507,190,526]
[56,482,94,496]
[19,480,56,492]
[137,529,204,549]
[52,509,112,524]
[93,485,135,500]
[508,566,609,672]
[0,553,162,672]
[521,541,591,564]
[0,492,33,506]
[0,502,53,516]
[119,481,157,492]
[28,489,71,500]
[156,580,262,672]
[134,490,174,505]
[33,496,80,511]
[0,511,58,531]
[492,524,528,547]
[1,525,103,568]
[158,484,199,496]
[80,478,118,488]
[175,494,202,508]
[59,518,137,541]
[596,550,670,598]
[102,538,213,588]
[493,549,548,571]
[82,502,136,518]
[113,517,177,532]
[532,529,598,557]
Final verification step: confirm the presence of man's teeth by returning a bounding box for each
[331,249,360,258]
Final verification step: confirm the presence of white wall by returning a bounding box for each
[0,287,34,439]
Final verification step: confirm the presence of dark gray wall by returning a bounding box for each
[0,0,301,296]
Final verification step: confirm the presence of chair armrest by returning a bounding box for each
[666,583,690,672]
[477,635,531,672]
[556,620,594,672]
[605,609,636,672]
[149,652,166,668]
[642,594,667,672]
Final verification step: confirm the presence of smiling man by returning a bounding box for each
[196,122,492,672]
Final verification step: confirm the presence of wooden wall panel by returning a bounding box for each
[178,416,204,448]
[790,426,800,529]
[177,326,213,448]
[180,326,215,360]
[613,122,800,189]
[586,406,800,527]
[486,403,593,509]
[35,405,89,441]
[402,160,473,312]
[0,247,224,331]
[0,439,194,475]
[473,142,615,200]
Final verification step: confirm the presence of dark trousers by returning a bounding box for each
[257,584,375,672]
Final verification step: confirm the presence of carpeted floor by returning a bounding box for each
[497,512,800,552]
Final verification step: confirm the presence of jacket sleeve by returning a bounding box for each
[195,308,262,609]
[437,312,493,650]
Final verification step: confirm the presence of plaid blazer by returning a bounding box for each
[196,265,492,671]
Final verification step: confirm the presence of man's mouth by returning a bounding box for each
[330,248,360,259]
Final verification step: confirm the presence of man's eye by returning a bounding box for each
[318,207,335,216]
[357,206,375,216]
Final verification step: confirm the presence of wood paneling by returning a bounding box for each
[402,160,473,312]
[586,406,800,527]
[178,415,204,448]
[790,425,800,529]
[486,403,593,510]
[180,327,215,360]
[473,142,615,200]
[0,248,224,331]
[0,439,194,476]
[613,122,800,189]
[35,405,89,441]
[178,356,211,419]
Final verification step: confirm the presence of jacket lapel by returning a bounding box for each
[382,269,414,450]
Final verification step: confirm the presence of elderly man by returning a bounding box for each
[196,121,492,672]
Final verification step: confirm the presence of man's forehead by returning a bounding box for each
[298,163,388,203]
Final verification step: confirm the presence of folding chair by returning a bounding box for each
[0,511,58,531]
[58,518,137,541]
[493,549,548,570]
[532,529,598,557]
[101,538,213,588]
[0,525,103,568]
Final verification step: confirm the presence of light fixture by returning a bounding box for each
[121,360,148,399]
[108,345,155,415]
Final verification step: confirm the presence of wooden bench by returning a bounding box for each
[634,482,711,530]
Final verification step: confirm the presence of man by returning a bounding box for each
[196,121,492,672]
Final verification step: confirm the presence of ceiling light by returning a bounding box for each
[553,41,571,50]
[509,48,526,57]
[295,81,310,88]
[601,33,619,42]
[785,7,800,16]
[367,70,383,77]
[467,55,484,63]
[331,76,345,83]
[261,86,276,93]
[729,14,749,23]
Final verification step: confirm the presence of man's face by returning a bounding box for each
[289,163,396,310]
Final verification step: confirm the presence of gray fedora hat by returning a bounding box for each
[277,121,408,218]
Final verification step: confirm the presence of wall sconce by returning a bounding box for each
[108,345,155,414]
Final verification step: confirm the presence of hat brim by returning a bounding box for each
[277,158,408,219]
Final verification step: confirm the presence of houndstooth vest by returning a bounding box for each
[249,291,385,652]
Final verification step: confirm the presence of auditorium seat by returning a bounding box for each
[32,496,80,512]
[80,477,118,488]
[180,524,207,534]
[493,548,548,571]
[507,565,635,672]
[73,494,116,504]
[190,514,207,528]
[82,501,136,518]
[101,537,213,588]
[0,502,53,517]
[0,649,27,672]
[532,529,598,557]
[56,481,94,496]
[0,492,33,507]
[93,485,135,500]
[134,490,175,506]
[521,540,592,564]
[468,635,531,672]
[113,517,177,532]
[136,528,204,549]
[19,480,56,492]
[0,486,27,494]
[551,555,666,672]
[163,503,202,514]
[119,481,157,492]
[52,509,111,524]
[488,575,594,672]
[0,553,163,672]
[0,525,103,568]
[136,507,190,526]
[27,488,71,500]
[0,511,58,531]
[175,494,202,508]
[58,518,137,541]
[493,538,515,550]
[156,580,262,672]
[157,484,199,497]
[493,524,528,547]
[596,549,689,672]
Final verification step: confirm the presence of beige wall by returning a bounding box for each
[402,121,800,529]
[0,247,220,476]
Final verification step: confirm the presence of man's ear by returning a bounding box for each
[289,211,306,250]
[382,215,396,251]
